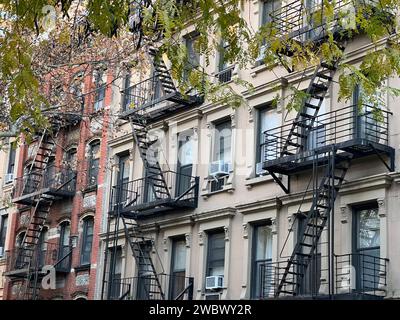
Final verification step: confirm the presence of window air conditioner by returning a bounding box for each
[209,161,231,177]
[4,173,14,184]
[205,275,224,290]
[256,162,267,176]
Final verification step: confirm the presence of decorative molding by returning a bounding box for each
[230,112,236,128]
[377,198,386,218]
[224,226,230,241]
[198,231,205,246]
[248,105,254,123]
[242,223,249,239]
[191,207,236,223]
[185,233,191,248]
[287,214,295,231]
[340,206,350,224]
[271,217,278,235]
[163,238,168,252]
[236,198,281,215]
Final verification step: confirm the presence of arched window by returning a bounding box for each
[80,216,94,265]
[58,221,71,271]
[88,141,100,186]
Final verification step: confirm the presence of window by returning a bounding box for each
[213,120,232,164]
[169,238,187,299]
[258,107,280,170]
[297,215,321,295]
[136,242,153,299]
[210,120,232,192]
[115,154,130,208]
[176,132,193,197]
[184,33,200,80]
[122,72,132,112]
[0,214,8,257]
[186,33,200,69]
[257,0,280,64]
[58,221,71,271]
[353,204,380,291]
[206,231,225,277]
[251,223,273,299]
[108,247,123,299]
[38,228,48,267]
[80,217,94,265]
[7,144,16,178]
[353,84,382,143]
[66,148,77,171]
[94,70,106,111]
[217,40,232,83]
[45,156,56,188]
[305,97,327,152]
[88,141,100,187]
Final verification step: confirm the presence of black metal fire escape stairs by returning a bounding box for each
[14,121,77,299]
[275,148,352,297]
[111,48,194,300]
[15,128,59,300]
[267,57,342,194]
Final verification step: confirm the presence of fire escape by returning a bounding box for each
[101,49,202,300]
[5,115,79,300]
[259,0,394,299]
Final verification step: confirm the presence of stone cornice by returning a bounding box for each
[236,197,282,215]
[191,207,236,223]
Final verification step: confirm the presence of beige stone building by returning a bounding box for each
[95,1,400,300]
[0,138,20,299]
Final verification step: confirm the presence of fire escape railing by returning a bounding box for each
[109,170,199,213]
[5,242,67,273]
[122,75,164,112]
[259,253,388,299]
[261,104,391,163]
[104,273,194,300]
[270,0,383,41]
[13,165,76,199]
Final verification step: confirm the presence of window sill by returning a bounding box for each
[245,174,274,188]
[201,184,234,199]
[74,264,91,272]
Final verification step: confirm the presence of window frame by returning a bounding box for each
[206,230,226,278]
[80,216,94,266]
[87,140,101,187]
[0,214,8,257]
[93,70,106,111]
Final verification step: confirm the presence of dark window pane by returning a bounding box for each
[207,232,225,276]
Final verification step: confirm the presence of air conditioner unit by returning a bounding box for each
[4,173,14,184]
[256,162,267,176]
[205,275,224,290]
[209,161,231,177]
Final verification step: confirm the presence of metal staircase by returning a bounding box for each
[275,148,352,297]
[15,128,60,300]
[280,59,341,157]
[121,216,164,300]
[129,112,170,201]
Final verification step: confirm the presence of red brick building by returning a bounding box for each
[3,67,113,300]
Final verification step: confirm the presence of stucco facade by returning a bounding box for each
[95,2,400,300]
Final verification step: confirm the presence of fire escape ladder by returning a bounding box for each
[16,127,61,300]
[121,216,165,300]
[275,148,352,297]
[129,113,170,200]
[148,47,177,96]
[280,59,340,157]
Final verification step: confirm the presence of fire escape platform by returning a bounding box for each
[263,139,394,176]
[12,187,75,206]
